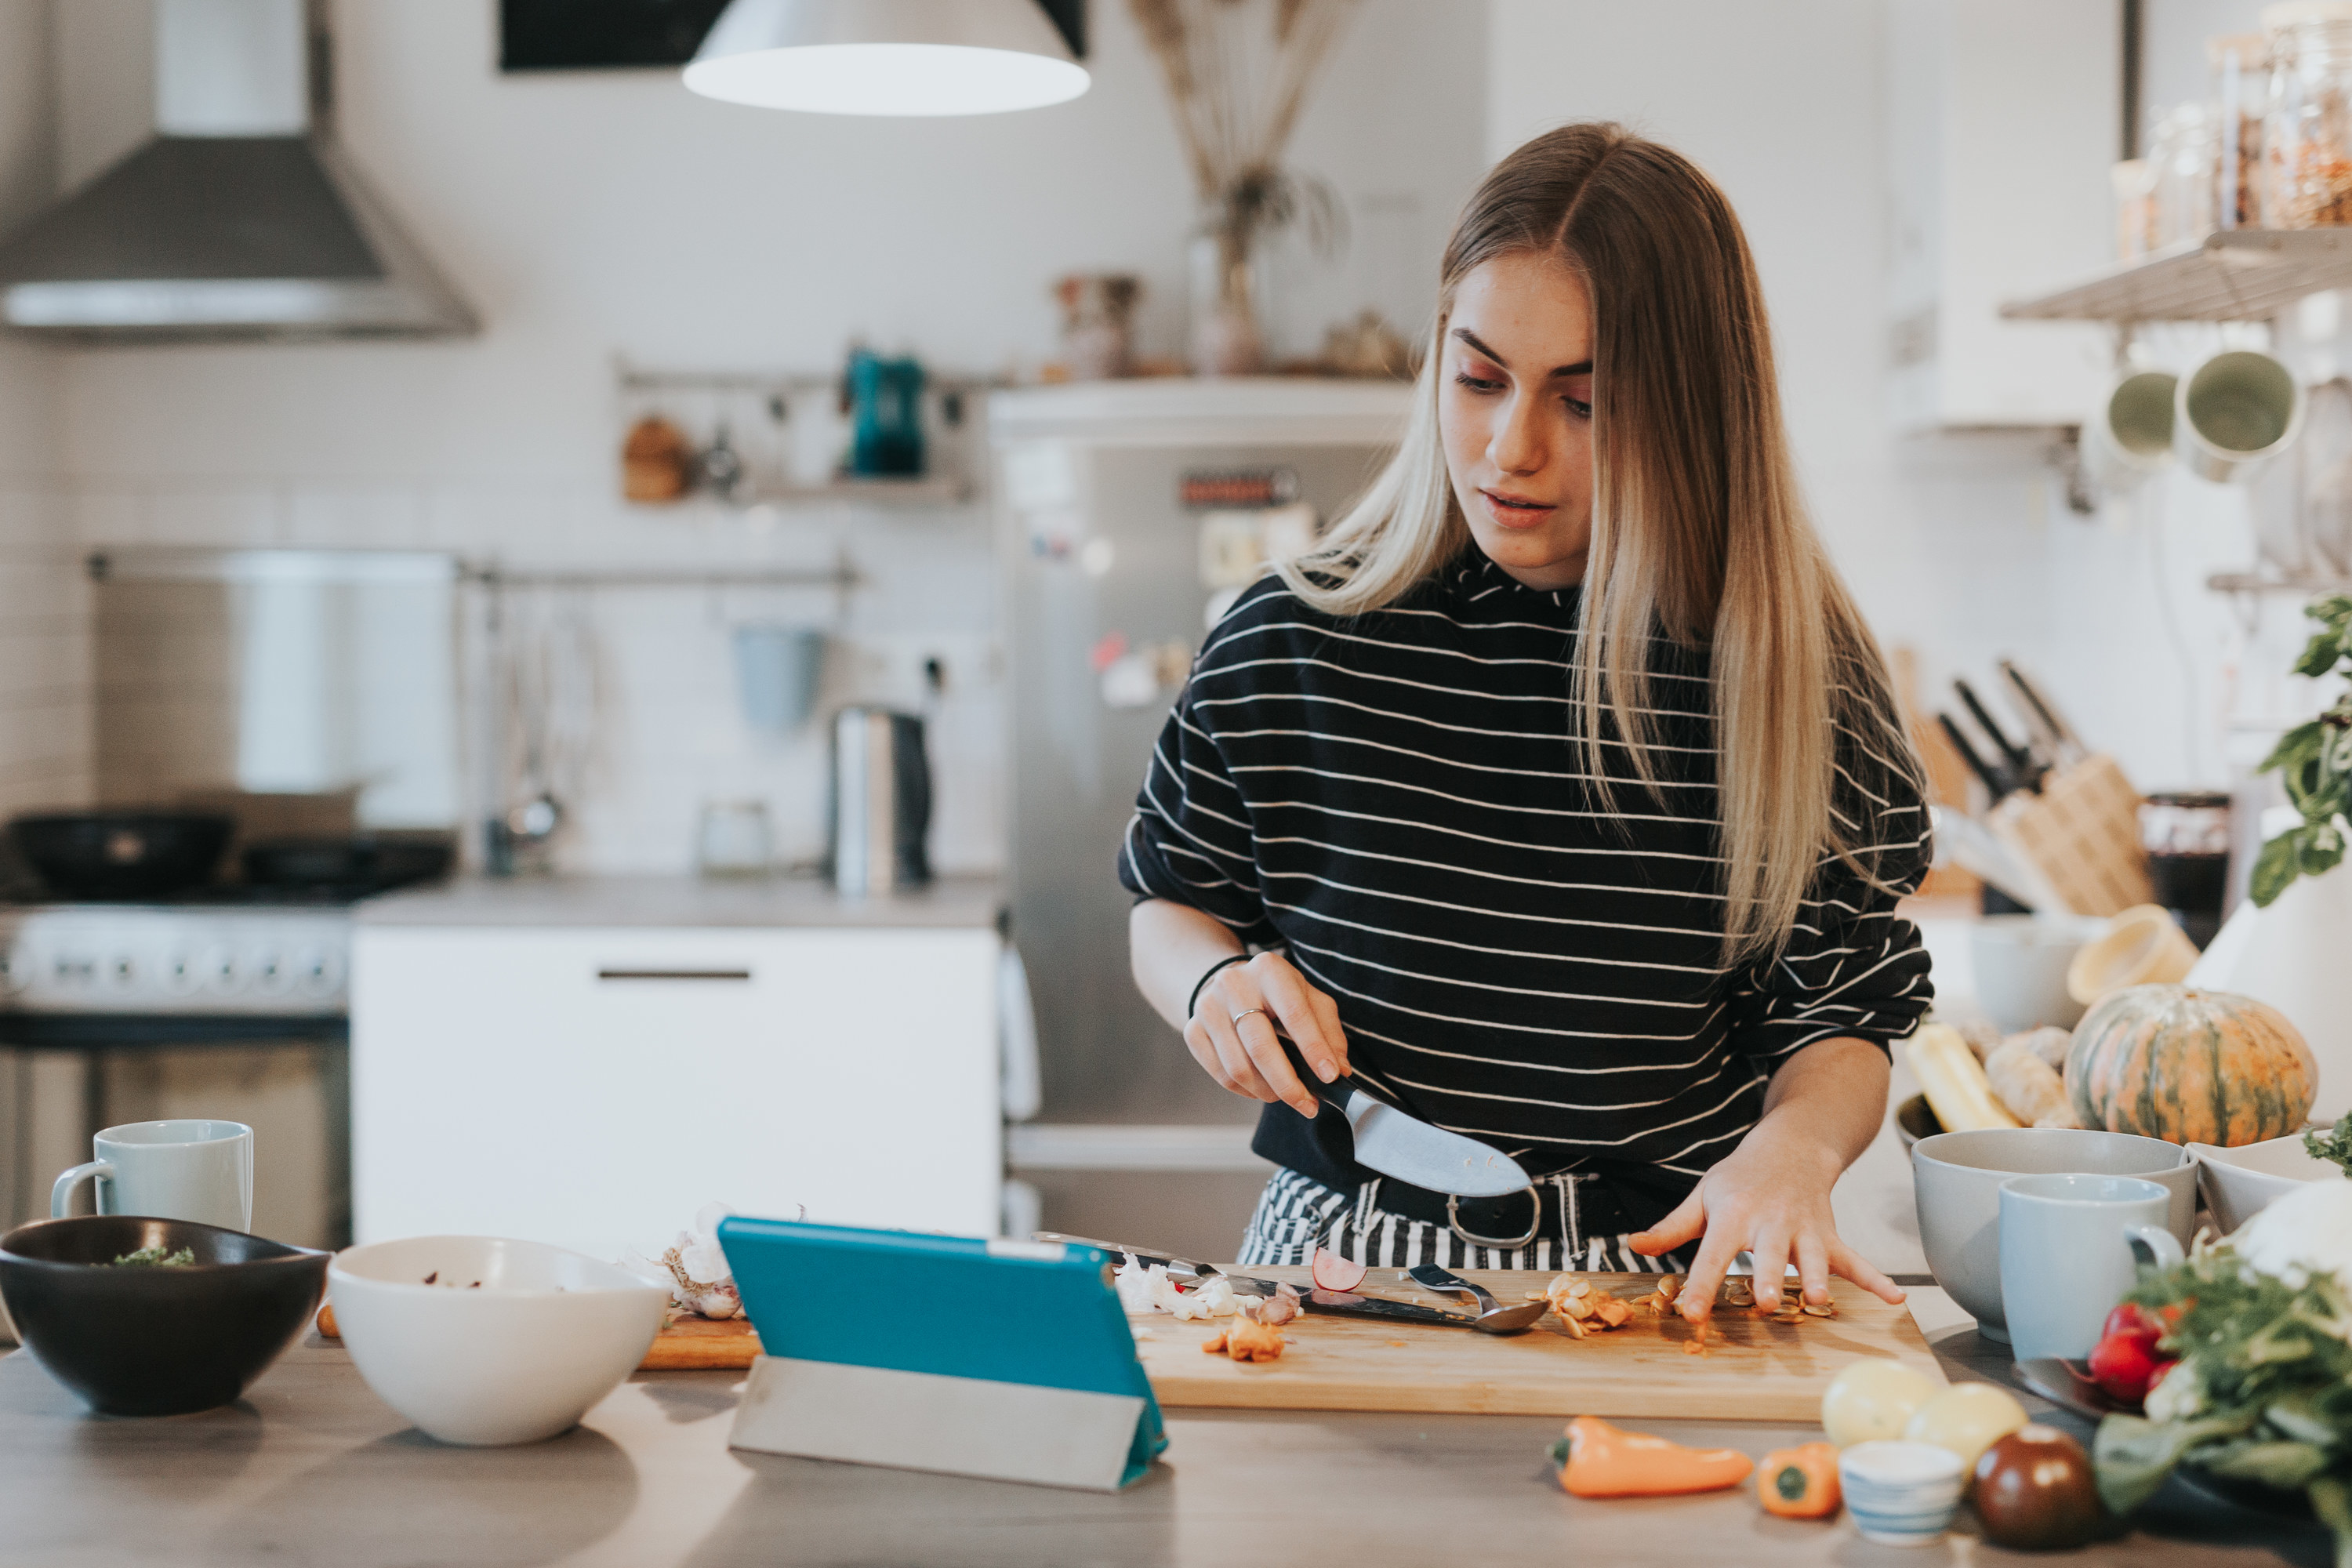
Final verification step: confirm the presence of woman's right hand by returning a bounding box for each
[1185,952,1350,1120]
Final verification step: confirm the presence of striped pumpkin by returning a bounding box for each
[2064,985,2317,1147]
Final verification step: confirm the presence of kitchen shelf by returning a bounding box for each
[2001,228,2352,324]
[2208,568,2352,597]
[463,561,860,591]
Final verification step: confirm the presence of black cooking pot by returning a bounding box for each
[241,834,454,895]
[9,811,234,901]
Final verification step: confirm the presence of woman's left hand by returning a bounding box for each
[1624,1036,1906,1323]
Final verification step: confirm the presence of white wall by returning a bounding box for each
[45,0,1487,873]
[0,0,85,822]
[1486,0,2305,797]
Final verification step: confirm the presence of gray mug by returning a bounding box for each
[1998,1173,2185,1362]
[52,1119,253,1232]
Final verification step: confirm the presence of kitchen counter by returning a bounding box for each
[355,873,1004,930]
[0,1318,2320,1568]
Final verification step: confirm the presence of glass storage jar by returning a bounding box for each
[2208,32,2270,227]
[2264,2,2352,227]
[2151,104,2222,245]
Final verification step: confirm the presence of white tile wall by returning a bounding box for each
[69,479,1005,877]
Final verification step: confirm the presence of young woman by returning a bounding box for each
[1118,123,1932,1323]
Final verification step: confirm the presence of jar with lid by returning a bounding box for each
[2263,1,2352,227]
[2209,33,2270,227]
[2151,104,2222,245]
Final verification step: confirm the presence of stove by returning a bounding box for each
[0,902,350,1017]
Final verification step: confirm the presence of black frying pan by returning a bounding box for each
[8,811,233,901]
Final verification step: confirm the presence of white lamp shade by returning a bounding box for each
[684,0,1090,116]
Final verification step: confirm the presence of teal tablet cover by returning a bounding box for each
[717,1216,1169,1484]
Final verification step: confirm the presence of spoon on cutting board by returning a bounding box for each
[1405,1264,1547,1334]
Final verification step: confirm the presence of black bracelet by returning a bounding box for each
[1187,954,1250,1021]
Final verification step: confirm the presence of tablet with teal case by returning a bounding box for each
[717,1216,1167,1490]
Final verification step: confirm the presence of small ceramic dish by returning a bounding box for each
[329,1235,666,1446]
[1838,1439,1965,1545]
[2189,1129,2344,1235]
[0,1215,328,1416]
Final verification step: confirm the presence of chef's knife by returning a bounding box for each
[1936,711,2011,804]
[1955,677,2044,793]
[1276,1037,1531,1197]
[1031,1233,1271,1294]
[1999,660,2086,768]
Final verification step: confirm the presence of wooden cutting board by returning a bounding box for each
[1134,1269,1946,1421]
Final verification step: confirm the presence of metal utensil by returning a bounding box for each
[1936,712,2011,804]
[1955,677,2045,793]
[1404,1263,1548,1334]
[1999,661,2088,768]
[1029,1233,1272,1294]
[1276,1038,1531,1198]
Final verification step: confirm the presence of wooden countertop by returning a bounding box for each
[0,1316,2318,1567]
[354,873,1004,931]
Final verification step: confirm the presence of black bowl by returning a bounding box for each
[0,1216,328,1416]
[8,811,233,900]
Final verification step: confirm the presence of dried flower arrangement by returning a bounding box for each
[1128,0,1360,373]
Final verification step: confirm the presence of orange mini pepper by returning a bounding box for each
[1755,1442,1842,1519]
[1556,1415,1755,1498]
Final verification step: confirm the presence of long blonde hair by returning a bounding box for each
[1276,122,1920,964]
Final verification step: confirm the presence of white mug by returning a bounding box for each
[2176,349,2303,483]
[1998,1172,2183,1361]
[2081,369,2176,495]
[52,1119,253,1232]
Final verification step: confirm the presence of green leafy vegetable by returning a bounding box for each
[2096,1236,2352,1564]
[107,1245,195,1268]
[2307,1121,2352,1177]
[2253,593,2352,907]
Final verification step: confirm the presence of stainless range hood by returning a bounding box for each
[0,0,477,343]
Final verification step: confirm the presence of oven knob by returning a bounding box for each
[53,953,93,986]
[162,953,201,994]
[252,951,291,994]
[198,945,238,993]
[0,947,21,994]
[296,948,345,995]
[108,954,136,989]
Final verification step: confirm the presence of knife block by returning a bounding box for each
[1987,753,2152,917]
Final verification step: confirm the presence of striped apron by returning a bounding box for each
[1236,1166,1700,1274]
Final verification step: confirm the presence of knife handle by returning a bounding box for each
[1278,1033,1355,1111]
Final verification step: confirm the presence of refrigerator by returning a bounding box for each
[989,379,1412,1258]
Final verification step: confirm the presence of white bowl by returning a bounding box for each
[329,1236,666,1446]
[2189,1130,2347,1235]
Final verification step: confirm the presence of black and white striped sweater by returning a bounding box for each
[1117,548,1933,1225]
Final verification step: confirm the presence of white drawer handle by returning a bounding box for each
[596,968,753,982]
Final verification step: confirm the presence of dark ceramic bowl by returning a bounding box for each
[0,1216,328,1416]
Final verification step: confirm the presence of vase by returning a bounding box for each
[2187,862,2352,1120]
[1188,230,1269,376]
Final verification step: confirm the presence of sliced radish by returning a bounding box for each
[1310,1246,1366,1292]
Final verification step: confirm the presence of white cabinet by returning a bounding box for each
[351,924,1001,1259]
[1885,0,2117,429]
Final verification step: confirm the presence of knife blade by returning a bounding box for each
[1277,1037,1531,1197]
[1031,1233,1272,1294]
[1999,659,2087,768]
[1248,1280,1476,1327]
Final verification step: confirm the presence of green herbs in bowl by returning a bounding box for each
[109,1246,196,1269]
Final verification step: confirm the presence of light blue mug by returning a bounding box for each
[52,1119,253,1232]
[1998,1172,2184,1362]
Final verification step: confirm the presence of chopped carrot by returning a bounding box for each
[1756,1442,1841,1519]
[1557,1416,1754,1498]
[1200,1330,1228,1354]
[1224,1317,1285,1362]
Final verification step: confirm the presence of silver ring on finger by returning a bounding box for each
[1230,1006,1269,1027]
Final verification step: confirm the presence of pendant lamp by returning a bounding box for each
[684,0,1090,116]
